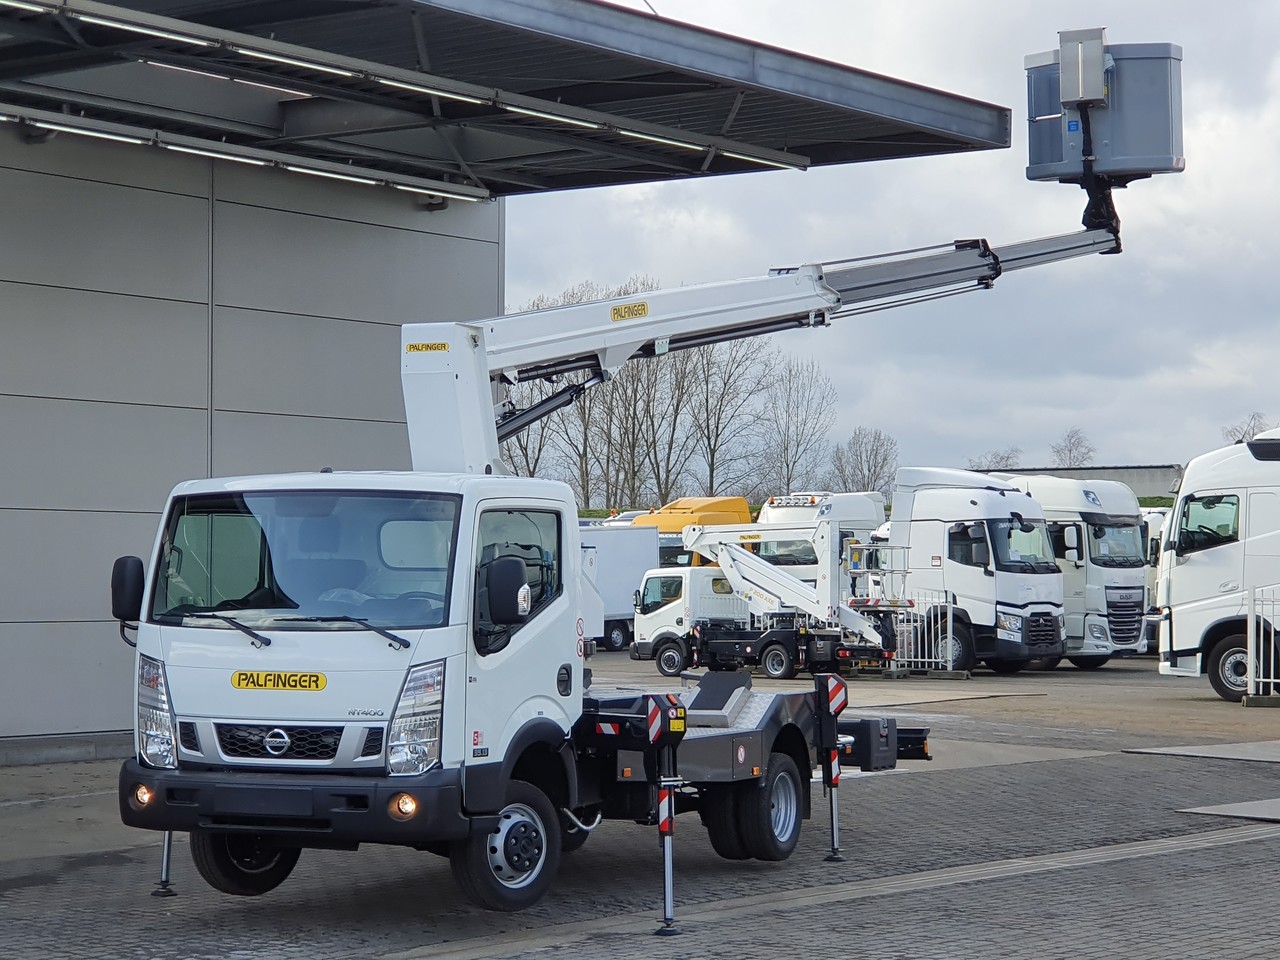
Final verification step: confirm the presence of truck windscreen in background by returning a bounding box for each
[150,491,462,631]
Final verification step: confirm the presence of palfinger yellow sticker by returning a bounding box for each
[610,301,648,322]
[405,342,450,353]
[232,671,327,691]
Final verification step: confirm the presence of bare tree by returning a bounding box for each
[756,355,836,495]
[825,426,899,496]
[967,445,1022,471]
[1222,412,1271,443]
[685,339,776,495]
[1050,427,1097,468]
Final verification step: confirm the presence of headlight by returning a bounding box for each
[995,612,1023,634]
[388,660,445,776]
[138,655,177,769]
[1089,623,1108,641]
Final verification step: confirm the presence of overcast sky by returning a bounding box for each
[502,1,1278,472]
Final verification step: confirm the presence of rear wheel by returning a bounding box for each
[1068,656,1111,670]
[189,830,300,896]
[602,621,631,652]
[736,752,802,861]
[701,784,750,860]
[988,658,1029,675]
[450,780,561,912]
[760,644,796,680]
[655,642,689,678]
[1207,634,1249,702]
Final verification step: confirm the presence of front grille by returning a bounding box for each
[215,724,342,760]
[1027,614,1058,645]
[360,727,385,758]
[178,722,200,752]
[1107,594,1145,645]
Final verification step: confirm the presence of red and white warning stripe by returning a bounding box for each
[829,748,841,786]
[595,722,620,736]
[647,697,662,743]
[826,674,847,716]
[658,787,673,835]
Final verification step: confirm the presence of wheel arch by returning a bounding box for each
[463,718,576,814]
[1198,618,1248,675]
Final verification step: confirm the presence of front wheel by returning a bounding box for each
[930,620,975,672]
[760,644,796,680]
[655,642,689,678]
[450,780,561,911]
[1207,634,1249,702]
[602,621,631,652]
[189,830,300,896]
[736,752,803,861]
[1068,656,1111,670]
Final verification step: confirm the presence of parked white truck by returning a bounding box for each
[579,523,659,651]
[997,475,1147,669]
[885,468,1066,673]
[109,29,1178,906]
[1155,430,1280,701]
[754,492,886,588]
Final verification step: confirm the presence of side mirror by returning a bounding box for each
[633,589,642,610]
[1064,526,1079,550]
[1065,547,1080,564]
[1148,542,1160,566]
[111,556,145,622]
[487,556,531,625]
[972,542,991,569]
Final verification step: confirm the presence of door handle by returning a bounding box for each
[1218,582,1239,593]
[556,664,572,696]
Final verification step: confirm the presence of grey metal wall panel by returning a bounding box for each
[212,411,411,476]
[0,123,208,196]
[0,283,208,407]
[0,397,207,512]
[0,508,159,624]
[0,622,134,736]
[212,201,500,323]
[212,308,403,421]
[215,162,500,242]
[0,166,209,300]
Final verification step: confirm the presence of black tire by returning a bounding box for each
[450,780,561,912]
[988,658,1029,675]
[1027,656,1062,671]
[736,752,802,861]
[1068,656,1111,670]
[706,659,739,672]
[189,830,301,896]
[1207,634,1249,703]
[602,621,631,653]
[701,784,750,860]
[760,644,796,680]
[655,642,688,678]
[930,619,975,672]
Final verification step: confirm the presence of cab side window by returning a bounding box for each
[640,575,682,614]
[947,523,988,567]
[1177,495,1240,555]
[474,509,561,653]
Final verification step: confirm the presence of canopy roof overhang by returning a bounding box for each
[0,0,1011,201]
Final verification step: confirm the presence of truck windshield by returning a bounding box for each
[1087,523,1145,567]
[986,518,1059,574]
[150,490,461,631]
[758,540,818,565]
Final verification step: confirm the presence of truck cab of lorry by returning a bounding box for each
[997,475,1147,668]
[631,497,753,567]
[887,468,1066,673]
[1156,430,1280,701]
[755,491,886,588]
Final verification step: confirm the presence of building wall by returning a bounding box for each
[0,128,501,737]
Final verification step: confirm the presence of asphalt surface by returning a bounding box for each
[3,656,1278,959]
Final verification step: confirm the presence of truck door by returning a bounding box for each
[635,572,686,642]
[944,521,994,615]
[1049,522,1086,642]
[465,504,578,770]
[1167,492,1244,651]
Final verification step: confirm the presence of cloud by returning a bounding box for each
[506,2,1280,473]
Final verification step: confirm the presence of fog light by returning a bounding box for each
[388,792,418,821]
[132,783,154,809]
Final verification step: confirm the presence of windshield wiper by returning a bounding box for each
[185,613,271,647]
[278,616,410,649]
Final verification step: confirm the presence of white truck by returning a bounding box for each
[1155,430,1280,701]
[997,475,1147,669]
[884,468,1066,674]
[579,523,659,651]
[109,30,1174,906]
[755,492,886,587]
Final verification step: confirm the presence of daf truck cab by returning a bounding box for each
[998,475,1147,669]
[887,468,1066,673]
[1156,430,1280,701]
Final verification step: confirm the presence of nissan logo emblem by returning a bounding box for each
[263,728,291,756]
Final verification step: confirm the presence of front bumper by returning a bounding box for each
[630,638,655,660]
[991,637,1065,660]
[119,759,472,846]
